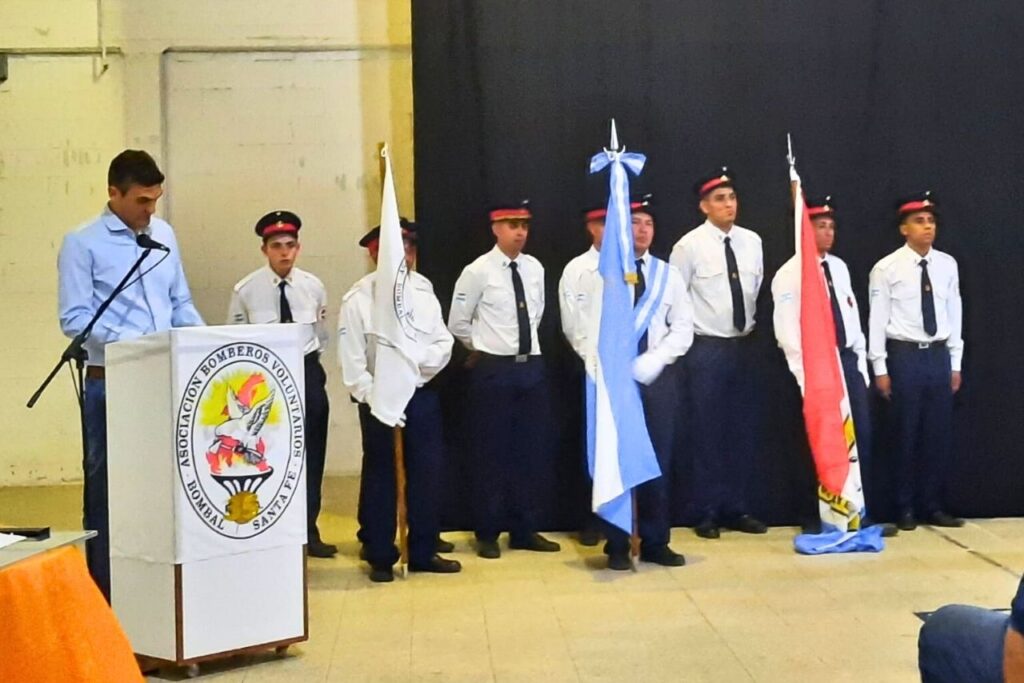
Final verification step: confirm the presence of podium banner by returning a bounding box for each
[171,329,307,562]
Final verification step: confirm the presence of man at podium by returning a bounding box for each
[227,211,337,558]
[57,149,205,600]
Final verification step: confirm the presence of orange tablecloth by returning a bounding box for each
[0,545,142,682]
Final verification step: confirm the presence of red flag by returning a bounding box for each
[797,191,849,496]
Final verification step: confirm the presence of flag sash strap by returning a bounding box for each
[633,257,668,342]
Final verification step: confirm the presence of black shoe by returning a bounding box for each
[369,566,394,583]
[728,514,767,534]
[606,553,631,571]
[800,518,823,535]
[897,511,917,531]
[477,539,501,559]
[579,528,602,547]
[435,537,455,554]
[860,516,898,537]
[695,518,720,539]
[410,555,462,573]
[928,511,965,528]
[509,533,561,552]
[640,546,686,567]
[877,523,899,537]
[308,540,338,558]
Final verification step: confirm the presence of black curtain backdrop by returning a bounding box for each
[411,1,1024,530]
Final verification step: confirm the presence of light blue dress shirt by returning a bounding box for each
[58,206,204,366]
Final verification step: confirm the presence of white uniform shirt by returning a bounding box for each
[771,253,869,391]
[227,265,327,355]
[559,248,694,380]
[558,246,600,357]
[670,220,763,337]
[448,245,545,355]
[868,245,964,375]
[337,271,453,404]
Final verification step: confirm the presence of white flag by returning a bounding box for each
[369,148,420,427]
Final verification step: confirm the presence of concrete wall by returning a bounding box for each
[0,0,413,485]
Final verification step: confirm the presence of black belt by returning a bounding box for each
[477,352,539,364]
[887,339,947,351]
[85,366,105,380]
[693,334,752,344]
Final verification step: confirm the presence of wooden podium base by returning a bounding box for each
[136,635,305,677]
[123,548,308,677]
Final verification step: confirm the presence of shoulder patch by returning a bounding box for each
[233,269,261,292]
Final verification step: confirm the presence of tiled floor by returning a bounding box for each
[2,479,1021,682]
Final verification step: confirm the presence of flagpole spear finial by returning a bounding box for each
[604,118,624,159]
[786,132,796,170]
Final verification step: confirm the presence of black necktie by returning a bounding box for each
[509,261,531,355]
[920,260,937,336]
[821,260,847,349]
[724,236,746,332]
[278,281,293,323]
[635,258,648,354]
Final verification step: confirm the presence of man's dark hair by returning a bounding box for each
[107,149,165,192]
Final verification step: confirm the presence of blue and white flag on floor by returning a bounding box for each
[585,133,662,534]
[794,525,885,555]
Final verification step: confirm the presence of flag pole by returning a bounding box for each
[379,141,410,579]
[630,490,640,571]
[786,132,799,200]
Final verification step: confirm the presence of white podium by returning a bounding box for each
[106,325,308,666]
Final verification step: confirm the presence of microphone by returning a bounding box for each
[137,233,170,252]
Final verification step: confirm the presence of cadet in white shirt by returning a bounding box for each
[868,191,964,530]
[669,168,767,539]
[772,195,895,536]
[558,195,607,548]
[227,211,335,558]
[338,220,461,582]
[564,193,693,569]
[448,199,561,559]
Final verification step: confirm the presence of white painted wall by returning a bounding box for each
[0,1,413,485]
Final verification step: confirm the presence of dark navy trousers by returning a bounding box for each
[605,363,679,555]
[83,377,110,602]
[685,335,757,521]
[840,347,875,512]
[886,341,954,516]
[469,355,548,543]
[304,354,330,542]
[357,388,443,568]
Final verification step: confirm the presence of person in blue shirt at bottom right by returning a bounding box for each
[919,576,1024,682]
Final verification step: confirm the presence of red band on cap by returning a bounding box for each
[699,176,731,195]
[899,200,934,215]
[584,208,607,221]
[262,222,299,238]
[490,208,532,221]
[807,206,833,218]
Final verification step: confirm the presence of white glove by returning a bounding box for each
[632,352,665,385]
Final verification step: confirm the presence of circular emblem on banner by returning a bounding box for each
[175,342,305,539]
[393,258,417,341]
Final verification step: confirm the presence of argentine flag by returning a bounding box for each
[586,137,662,534]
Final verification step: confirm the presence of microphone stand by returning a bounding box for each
[27,247,155,547]
[28,247,153,410]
